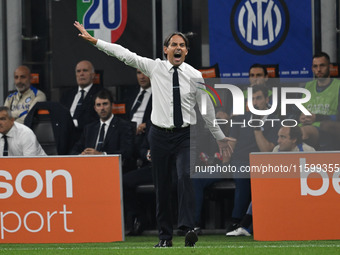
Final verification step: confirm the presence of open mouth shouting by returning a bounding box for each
[173,52,183,65]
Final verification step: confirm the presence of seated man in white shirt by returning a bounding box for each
[273,126,315,152]
[0,106,46,156]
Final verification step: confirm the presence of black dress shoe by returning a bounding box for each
[185,230,198,247]
[126,217,143,236]
[133,217,143,235]
[194,227,203,235]
[154,240,173,247]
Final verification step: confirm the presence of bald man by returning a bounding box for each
[60,60,103,140]
[4,65,46,124]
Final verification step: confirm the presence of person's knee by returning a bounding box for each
[320,121,332,132]
[301,125,319,146]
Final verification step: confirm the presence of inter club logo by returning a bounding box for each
[77,0,127,43]
[231,0,290,55]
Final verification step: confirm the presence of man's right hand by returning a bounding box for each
[146,150,151,162]
[299,113,316,125]
[74,21,98,45]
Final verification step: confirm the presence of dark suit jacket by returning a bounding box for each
[124,88,152,124]
[122,89,152,170]
[60,84,103,130]
[70,116,134,162]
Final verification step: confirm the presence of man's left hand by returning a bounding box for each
[81,148,103,155]
[217,137,236,158]
[136,123,146,135]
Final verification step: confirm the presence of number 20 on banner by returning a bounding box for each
[77,0,127,43]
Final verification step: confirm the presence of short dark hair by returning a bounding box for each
[249,63,268,76]
[163,32,190,58]
[95,89,114,104]
[313,52,330,64]
[0,106,12,118]
[288,126,303,145]
[252,84,269,98]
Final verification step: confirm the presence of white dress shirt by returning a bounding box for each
[0,122,46,156]
[272,143,316,152]
[95,114,114,147]
[131,87,152,126]
[70,84,93,127]
[96,40,224,140]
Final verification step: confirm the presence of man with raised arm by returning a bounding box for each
[74,21,234,247]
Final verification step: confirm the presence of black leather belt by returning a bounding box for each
[152,124,190,133]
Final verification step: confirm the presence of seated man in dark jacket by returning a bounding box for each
[71,89,134,170]
[60,61,103,141]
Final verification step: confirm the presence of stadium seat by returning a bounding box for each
[24,101,76,155]
[31,110,58,155]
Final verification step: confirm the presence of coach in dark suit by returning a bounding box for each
[60,60,103,140]
[71,89,134,168]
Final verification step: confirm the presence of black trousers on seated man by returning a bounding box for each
[123,164,153,233]
[149,124,196,241]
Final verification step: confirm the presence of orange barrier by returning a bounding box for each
[0,156,124,243]
[199,67,219,78]
[112,104,126,114]
[30,73,40,84]
[250,152,340,241]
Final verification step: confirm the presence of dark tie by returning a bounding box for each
[73,89,85,119]
[2,135,8,156]
[96,123,106,151]
[130,90,146,119]
[173,67,183,127]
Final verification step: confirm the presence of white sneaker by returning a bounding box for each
[226,227,251,236]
